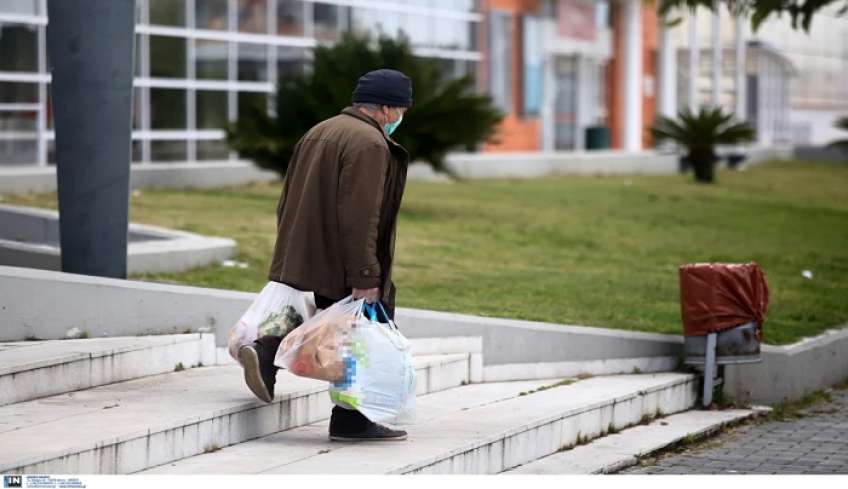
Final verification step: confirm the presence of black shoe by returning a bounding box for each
[239,337,280,403]
[329,422,407,442]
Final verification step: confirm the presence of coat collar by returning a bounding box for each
[340,106,409,162]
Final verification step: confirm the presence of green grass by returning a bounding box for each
[5,160,847,345]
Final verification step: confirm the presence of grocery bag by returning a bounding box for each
[331,301,416,424]
[227,281,317,364]
[276,298,417,425]
[273,297,361,381]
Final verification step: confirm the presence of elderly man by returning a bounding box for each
[239,69,412,441]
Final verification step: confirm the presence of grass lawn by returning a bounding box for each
[5,160,847,345]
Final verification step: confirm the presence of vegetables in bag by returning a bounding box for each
[227,281,316,364]
[273,297,360,381]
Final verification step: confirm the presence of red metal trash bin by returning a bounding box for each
[679,262,769,406]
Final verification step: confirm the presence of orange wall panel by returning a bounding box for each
[484,115,541,152]
[642,6,658,148]
[608,2,624,149]
[607,1,660,150]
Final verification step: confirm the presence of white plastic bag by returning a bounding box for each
[332,303,417,425]
[227,281,316,364]
[276,297,417,425]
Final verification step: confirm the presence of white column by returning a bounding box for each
[657,18,677,117]
[227,0,238,161]
[267,0,277,116]
[623,0,642,151]
[711,0,722,106]
[575,56,584,150]
[36,21,47,166]
[139,0,151,163]
[186,0,197,163]
[541,53,555,151]
[734,14,746,119]
[688,7,699,110]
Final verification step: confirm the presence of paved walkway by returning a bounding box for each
[620,387,848,475]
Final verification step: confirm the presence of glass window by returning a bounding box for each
[196,39,229,79]
[0,23,38,72]
[431,0,477,11]
[313,2,340,41]
[0,111,37,131]
[352,9,401,39]
[238,92,267,121]
[197,90,228,129]
[238,43,268,81]
[595,0,610,28]
[0,82,38,103]
[488,10,512,111]
[434,18,471,50]
[46,83,53,128]
[0,140,37,165]
[277,0,304,36]
[1,0,39,16]
[132,141,144,163]
[554,56,578,150]
[48,140,56,165]
[150,36,187,78]
[150,88,186,129]
[238,0,267,34]
[151,140,187,161]
[196,0,229,30]
[132,88,143,130]
[276,46,309,80]
[149,0,186,27]
[197,140,230,160]
[135,34,145,76]
[398,12,432,46]
[523,15,544,116]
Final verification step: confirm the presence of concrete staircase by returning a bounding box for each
[0,333,753,475]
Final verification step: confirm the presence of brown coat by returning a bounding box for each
[268,107,409,317]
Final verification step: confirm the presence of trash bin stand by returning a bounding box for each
[703,332,717,407]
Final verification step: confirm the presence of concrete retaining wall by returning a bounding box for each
[793,145,848,162]
[723,327,848,405]
[0,266,682,367]
[0,266,253,340]
[3,265,845,405]
[1,147,794,196]
[0,205,235,274]
[408,146,793,181]
[0,161,279,196]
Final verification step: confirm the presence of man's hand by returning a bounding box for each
[352,287,381,304]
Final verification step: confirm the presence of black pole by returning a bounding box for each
[46,0,135,279]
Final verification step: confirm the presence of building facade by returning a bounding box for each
[1,0,846,167]
[0,0,481,165]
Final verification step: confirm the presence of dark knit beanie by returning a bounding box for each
[351,69,413,108]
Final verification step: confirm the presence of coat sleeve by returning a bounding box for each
[337,143,390,289]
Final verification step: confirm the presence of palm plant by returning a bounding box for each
[228,32,503,179]
[651,106,756,183]
[828,116,848,150]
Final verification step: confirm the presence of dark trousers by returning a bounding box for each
[258,286,373,433]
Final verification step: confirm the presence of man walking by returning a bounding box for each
[239,69,412,441]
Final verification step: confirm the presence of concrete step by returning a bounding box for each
[142,378,560,474]
[0,334,216,406]
[143,372,698,475]
[507,406,772,474]
[0,352,471,474]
